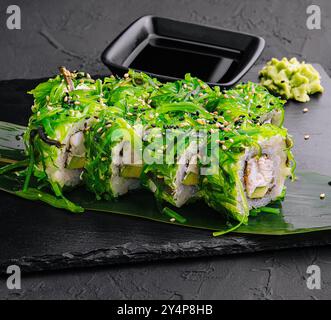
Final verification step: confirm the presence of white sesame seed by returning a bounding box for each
[304,135,310,140]
[320,193,326,199]
[124,73,129,78]
[303,108,309,113]
[170,218,176,222]
[197,119,206,125]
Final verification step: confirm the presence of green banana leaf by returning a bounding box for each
[0,121,331,236]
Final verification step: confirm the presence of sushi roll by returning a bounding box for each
[24,67,107,194]
[81,70,161,200]
[83,109,143,200]
[142,128,203,207]
[207,82,286,127]
[151,76,285,127]
[202,123,295,223]
[140,102,214,208]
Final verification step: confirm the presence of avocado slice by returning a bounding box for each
[182,171,199,186]
[249,186,268,199]
[66,156,85,169]
[120,165,143,178]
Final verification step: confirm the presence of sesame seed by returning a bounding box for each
[197,119,206,125]
[304,135,310,140]
[124,73,129,78]
[97,127,103,133]
[320,193,326,199]
[222,145,227,150]
[229,138,234,143]
[303,108,309,113]
[170,218,176,222]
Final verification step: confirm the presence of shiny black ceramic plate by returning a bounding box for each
[101,15,265,87]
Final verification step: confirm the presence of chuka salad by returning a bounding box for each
[1,67,296,231]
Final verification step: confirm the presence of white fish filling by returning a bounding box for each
[245,155,274,198]
[240,135,291,209]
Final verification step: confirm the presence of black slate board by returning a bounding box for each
[0,65,330,274]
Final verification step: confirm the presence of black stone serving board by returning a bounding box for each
[0,65,330,274]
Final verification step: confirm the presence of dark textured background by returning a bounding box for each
[0,0,331,300]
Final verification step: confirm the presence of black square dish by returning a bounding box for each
[101,16,265,87]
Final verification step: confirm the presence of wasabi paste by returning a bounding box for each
[259,57,324,102]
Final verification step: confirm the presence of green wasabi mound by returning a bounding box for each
[259,57,324,102]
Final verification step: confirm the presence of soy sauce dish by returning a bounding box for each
[101,15,265,87]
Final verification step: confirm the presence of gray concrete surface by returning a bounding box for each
[0,0,331,300]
